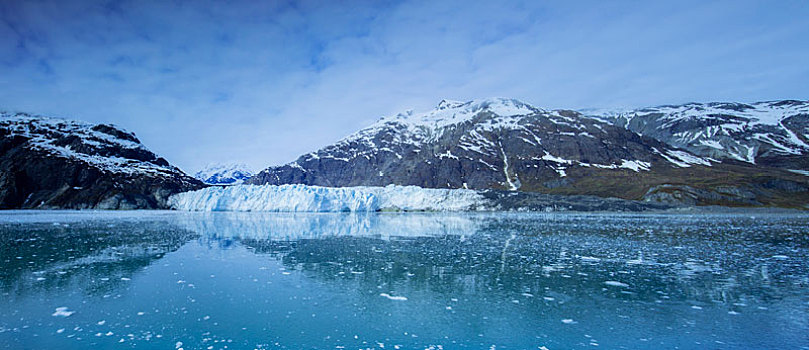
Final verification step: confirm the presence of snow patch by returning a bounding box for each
[653,148,713,168]
[698,139,724,150]
[540,152,574,164]
[618,160,651,172]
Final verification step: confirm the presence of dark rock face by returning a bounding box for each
[0,112,205,209]
[250,98,809,208]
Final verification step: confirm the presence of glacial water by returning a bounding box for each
[1,211,808,349]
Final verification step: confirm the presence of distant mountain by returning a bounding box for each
[194,163,253,185]
[0,112,204,209]
[249,98,809,208]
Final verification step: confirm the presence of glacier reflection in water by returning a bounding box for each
[0,211,808,349]
[176,211,484,241]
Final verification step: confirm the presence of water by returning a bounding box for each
[1,210,808,349]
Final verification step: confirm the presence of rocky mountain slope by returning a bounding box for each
[588,100,809,171]
[194,162,253,185]
[0,112,204,209]
[249,98,809,208]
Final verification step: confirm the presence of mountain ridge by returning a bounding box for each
[249,98,809,208]
[0,111,204,209]
[586,99,809,167]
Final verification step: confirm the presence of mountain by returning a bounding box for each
[0,112,205,209]
[587,100,809,170]
[194,163,253,185]
[249,98,809,208]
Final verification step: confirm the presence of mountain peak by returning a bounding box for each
[436,99,466,110]
[379,97,541,129]
[0,111,203,208]
[195,162,253,185]
[433,97,537,113]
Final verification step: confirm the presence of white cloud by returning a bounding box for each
[1,0,807,173]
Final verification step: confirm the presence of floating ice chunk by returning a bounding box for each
[380,293,408,301]
[604,281,629,288]
[52,307,74,317]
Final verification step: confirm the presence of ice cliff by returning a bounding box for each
[168,184,488,212]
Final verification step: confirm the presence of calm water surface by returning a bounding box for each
[1,210,808,349]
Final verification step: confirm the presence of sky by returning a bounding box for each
[1,0,808,173]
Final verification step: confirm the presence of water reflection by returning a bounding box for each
[176,212,484,241]
[0,216,197,297]
[218,213,809,309]
[1,211,807,349]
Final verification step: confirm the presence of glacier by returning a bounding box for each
[168,184,488,212]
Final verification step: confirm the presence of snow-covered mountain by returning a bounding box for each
[0,112,204,209]
[249,98,809,207]
[588,100,809,169]
[251,98,710,187]
[194,163,253,185]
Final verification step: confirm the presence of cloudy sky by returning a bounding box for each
[1,0,808,173]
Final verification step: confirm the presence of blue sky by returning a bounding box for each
[1,0,808,173]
